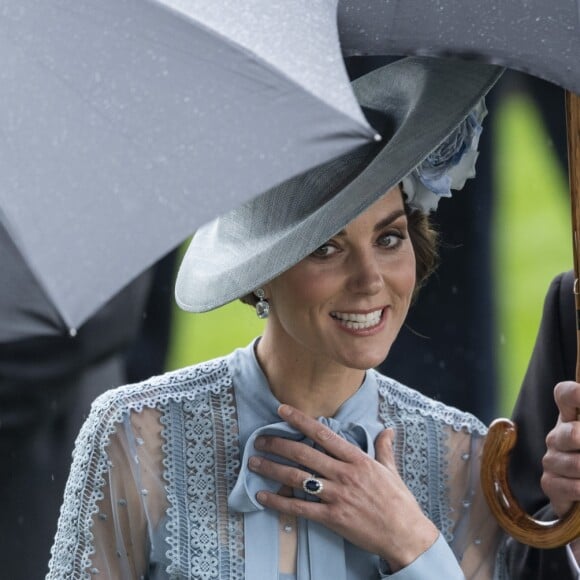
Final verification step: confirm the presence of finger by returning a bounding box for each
[541,472,580,517]
[554,382,580,423]
[546,422,580,452]
[278,404,365,463]
[543,448,580,478]
[256,490,329,522]
[249,455,327,495]
[254,435,338,478]
[375,428,396,469]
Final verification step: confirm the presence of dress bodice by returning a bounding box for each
[48,342,506,579]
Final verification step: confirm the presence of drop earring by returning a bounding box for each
[254,288,270,319]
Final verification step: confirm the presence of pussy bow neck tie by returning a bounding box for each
[229,417,376,580]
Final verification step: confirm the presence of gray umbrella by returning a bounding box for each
[339,0,580,94]
[0,0,376,341]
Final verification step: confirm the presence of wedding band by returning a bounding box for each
[302,476,324,496]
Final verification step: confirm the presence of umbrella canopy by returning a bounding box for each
[336,0,580,550]
[339,0,580,94]
[0,0,376,341]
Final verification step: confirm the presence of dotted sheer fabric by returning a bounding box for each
[48,346,507,579]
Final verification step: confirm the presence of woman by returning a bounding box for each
[48,57,507,579]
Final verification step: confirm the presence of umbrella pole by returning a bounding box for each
[480,91,580,548]
[568,90,580,380]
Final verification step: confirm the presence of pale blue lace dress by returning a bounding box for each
[47,341,507,579]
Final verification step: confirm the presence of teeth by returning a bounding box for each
[331,309,382,329]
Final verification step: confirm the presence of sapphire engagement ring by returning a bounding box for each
[302,476,324,496]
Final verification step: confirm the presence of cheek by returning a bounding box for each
[391,251,417,302]
[404,261,417,294]
[297,276,336,307]
[274,268,338,309]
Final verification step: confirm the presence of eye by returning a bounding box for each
[377,231,405,249]
[310,243,339,258]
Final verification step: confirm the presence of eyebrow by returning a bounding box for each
[334,208,407,237]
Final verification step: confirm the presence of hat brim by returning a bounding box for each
[176,57,502,312]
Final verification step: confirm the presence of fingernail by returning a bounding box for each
[256,492,267,503]
[278,404,292,418]
[249,456,261,469]
[254,437,265,449]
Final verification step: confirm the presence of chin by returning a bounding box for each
[340,349,391,371]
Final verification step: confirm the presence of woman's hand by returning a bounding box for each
[542,381,580,517]
[249,404,439,572]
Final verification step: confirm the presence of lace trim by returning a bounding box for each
[161,384,244,578]
[375,373,486,544]
[47,357,242,579]
[375,373,487,435]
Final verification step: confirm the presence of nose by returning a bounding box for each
[347,250,384,295]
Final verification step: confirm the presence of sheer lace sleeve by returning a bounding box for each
[47,395,167,579]
[444,427,507,579]
[376,375,507,580]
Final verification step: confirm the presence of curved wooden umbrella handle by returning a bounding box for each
[481,419,580,548]
[480,91,580,547]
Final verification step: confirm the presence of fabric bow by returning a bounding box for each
[228,416,375,512]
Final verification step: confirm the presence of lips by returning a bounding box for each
[330,308,383,330]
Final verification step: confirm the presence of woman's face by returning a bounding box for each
[264,187,416,371]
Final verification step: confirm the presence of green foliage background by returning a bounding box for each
[493,94,571,414]
[166,93,573,418]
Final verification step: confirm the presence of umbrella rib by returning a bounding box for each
[138,0,376,138]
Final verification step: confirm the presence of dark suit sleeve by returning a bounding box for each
[505,270,577,578]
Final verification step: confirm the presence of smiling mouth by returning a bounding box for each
[330,308,384,330]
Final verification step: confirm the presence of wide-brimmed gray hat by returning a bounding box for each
[176,57,502,313]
